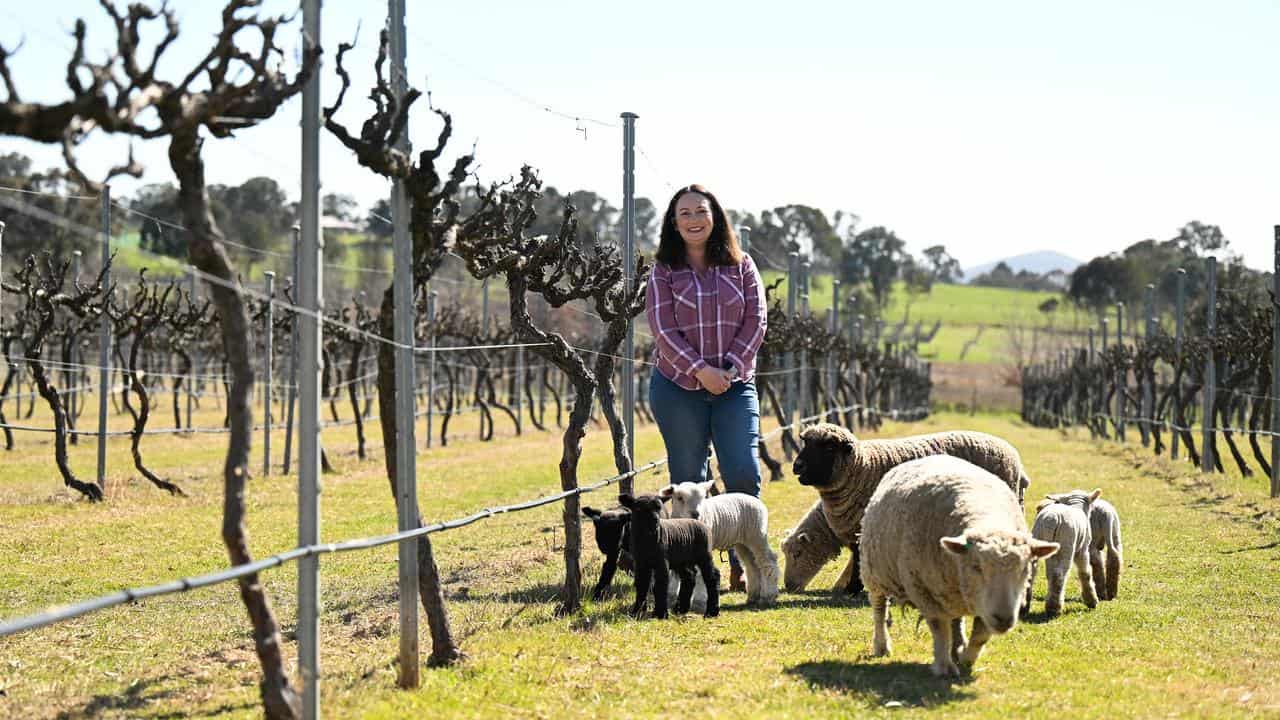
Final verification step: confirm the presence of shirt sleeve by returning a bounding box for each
[645,263,709,377]
[725,254,767,377]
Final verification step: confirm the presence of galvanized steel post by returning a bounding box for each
[263,271,275,477]
[186,265,196,429]
[426,289,437,449]
[1172,268,1186,459]
[1272,231,1280,497]
[620,112,637,489]
[297,1,324,714]
[96,187,111,489]
[1115,302,1125,443]
[284,226,301,472]
[1202,257,1217,473]
[387,0,420,689]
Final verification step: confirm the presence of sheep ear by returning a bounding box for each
[582,506,601,519]
[658,494,672,504]
[618,493,635,508]
[1088,488,1102,503]
[841,439,855,454]
[698,480,716,495]
[794,531,810,545]
[658,485,675,499]
[940,535,969,555]
[1035,499,1053,513]
[1030,539,1060,559]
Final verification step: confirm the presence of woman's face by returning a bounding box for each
[674,192,714,249]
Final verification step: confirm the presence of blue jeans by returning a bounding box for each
[648,371,762,497]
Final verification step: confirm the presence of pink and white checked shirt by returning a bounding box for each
[645,254,767,391]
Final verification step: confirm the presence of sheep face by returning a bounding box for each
[794,424,856,487]
[659,480,715,520]
[781,530,831,592]
[619,493,667,539]
[941,530,1059,633]
[582,505,631,556]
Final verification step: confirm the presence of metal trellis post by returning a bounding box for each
[284,225,301,472]
[389,0,420,688]
[426,289,437,449]
[263,271,275,477]
[1202,256,1217,474]
[621,112,637,490]
[96,186,111,489]
[298,1,324,714]
[1272,232,1280,497]
[1173,268,1185,459]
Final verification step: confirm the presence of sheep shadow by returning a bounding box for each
[785,659,977,707]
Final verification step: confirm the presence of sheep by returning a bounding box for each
[1027,489,1102,616]
[618,493,720,619]
[779,500,858,593]
[660,480,780,606]
[582,505,707,612]
[1087,498,1123,601]
[860,455,1059,678]
[792,423,1032,595]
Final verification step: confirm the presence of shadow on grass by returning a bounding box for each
[56,677,179,720]
[1219,540,1280,555]
[785,659,977,707]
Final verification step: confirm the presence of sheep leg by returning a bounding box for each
[1044,556,1068,617]
[959,616,992,669]
[1105,545,1122,601]
[652,559,671,619]
[833,553,857,593]
[841,543,864,596]
[631,563,652,618]
[1022,559,1037,616]
[927,617,960,679]
[699,559,721,618]
[950,618,967,664]
[673,567,696,614]
[870,590,891,657]
[592,549,619,601]
[755,542,781,605]
[736,544,762,605]
[1076,546,1099,608]
[1088,546,1108,601]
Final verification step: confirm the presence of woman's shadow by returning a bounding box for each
[784,658,977,708]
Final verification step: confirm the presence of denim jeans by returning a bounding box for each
[648,370,762,497]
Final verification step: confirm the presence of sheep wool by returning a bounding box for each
[860,455,1057,678]
[797,424,1031,552]
[663,481,780,605]
[781,499,855,593]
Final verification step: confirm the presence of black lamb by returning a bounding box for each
[582,505,633,600]
[618,493,720,619]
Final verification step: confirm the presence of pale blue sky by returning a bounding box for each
[3,1,1277,270]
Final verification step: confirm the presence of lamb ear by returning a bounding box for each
[582,506,601,519]
[794,531,810,545]
[618,493,635,508]
[698,480,716,495]
[1088,488,1102,503]
[1030,539,1060,558]
[658,485,675,499]
[940,535,969,555]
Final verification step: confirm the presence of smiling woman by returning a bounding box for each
[646,183,767,590]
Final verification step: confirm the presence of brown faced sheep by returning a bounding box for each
[791,423,1032,595]
[780,500,858,593]
[860,455,1058,678]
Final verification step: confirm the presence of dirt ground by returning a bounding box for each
[930,361,1021,411]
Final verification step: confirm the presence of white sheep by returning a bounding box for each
[779,500,858,593]
[1027,489,1103,616]
[661,480,780,606]
[792,423,1033,595]
[861,455,1058,678]
[1087,498,1123,601]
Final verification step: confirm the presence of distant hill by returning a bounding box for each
[963,250,1082,282]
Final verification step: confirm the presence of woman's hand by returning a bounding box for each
[695,366,732,395]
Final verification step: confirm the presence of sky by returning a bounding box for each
[2,0,1278,271]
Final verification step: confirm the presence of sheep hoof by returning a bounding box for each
[872,642,891,657]
[932,660,961,679]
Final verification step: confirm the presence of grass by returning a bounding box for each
[2,398,1279,719]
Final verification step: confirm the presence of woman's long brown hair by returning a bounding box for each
[656,184,743,268]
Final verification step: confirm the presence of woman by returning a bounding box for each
[646,183,767,506]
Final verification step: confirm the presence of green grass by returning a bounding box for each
[2,400,1279,718]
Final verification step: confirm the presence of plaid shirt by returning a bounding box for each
[645,254,767,390]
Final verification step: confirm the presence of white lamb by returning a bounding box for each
[1027,489,1102,617]
[1087,498,1123,601]
[661,480,780,606]
[860,455,1058,678]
